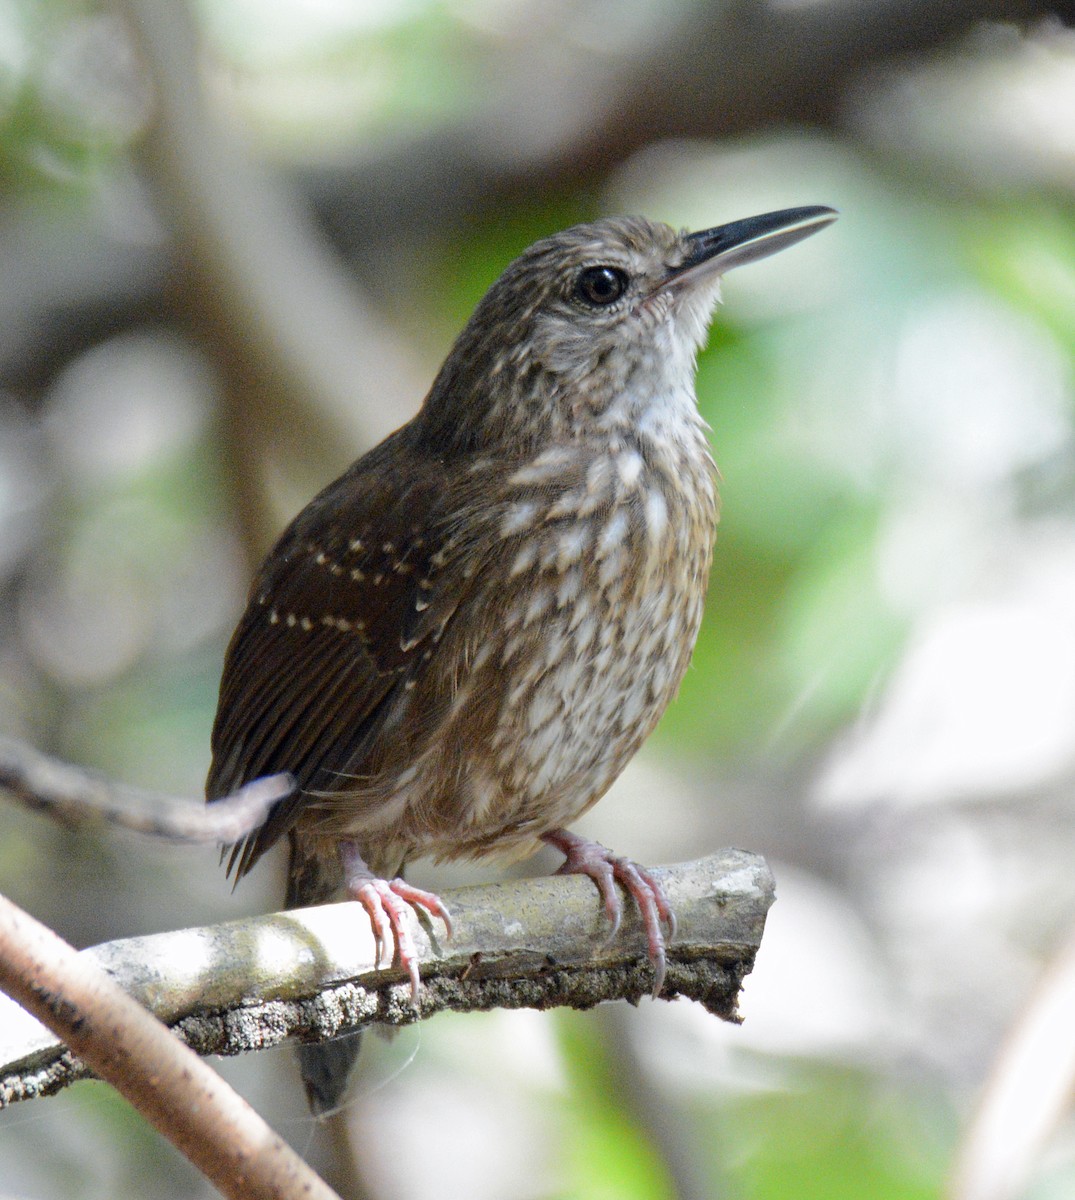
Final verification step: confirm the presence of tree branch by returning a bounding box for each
[0,736,292,844]
[117,0,425,555]
[0,849,773,1105]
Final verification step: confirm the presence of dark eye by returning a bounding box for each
[575,265,629,307]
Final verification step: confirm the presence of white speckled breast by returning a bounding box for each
[493,431,715,832]
[366,395,723,864]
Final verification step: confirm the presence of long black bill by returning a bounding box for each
[673,205,837,283]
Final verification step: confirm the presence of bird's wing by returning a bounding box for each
[206,436,480,879]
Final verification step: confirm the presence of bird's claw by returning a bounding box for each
[350,877,452,1005]
[544,829,675,998]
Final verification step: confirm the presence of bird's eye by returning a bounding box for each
[575,265,629,307]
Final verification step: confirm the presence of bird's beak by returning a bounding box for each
[665,206,837,290]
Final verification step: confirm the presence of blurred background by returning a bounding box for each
[2,0,1075,1197]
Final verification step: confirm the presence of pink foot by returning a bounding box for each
[542,829,675,997]
[342,844,452,1004]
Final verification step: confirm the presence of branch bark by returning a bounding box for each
[0,849,773,1106]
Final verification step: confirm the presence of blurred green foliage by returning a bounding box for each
[557,1012,676,1200]
[724,1073,946,1200]
[0,0,132,191]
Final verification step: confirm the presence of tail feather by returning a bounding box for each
[287,832,363,1114]
[299,1035,364,1116]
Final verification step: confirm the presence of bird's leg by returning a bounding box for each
[542,828,676,998]
[340,841,453,1004]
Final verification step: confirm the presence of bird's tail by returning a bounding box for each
[298,1036,363,1117]
[287,832,363,1116]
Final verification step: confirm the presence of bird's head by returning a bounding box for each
[418,206,836,452]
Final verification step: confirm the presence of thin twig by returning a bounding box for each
[947,925,1075,1200]
[0,850,774,1104]
[0,736,292,843]
[0,891,340,1200]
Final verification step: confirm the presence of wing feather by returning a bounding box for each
[207,433,474,877]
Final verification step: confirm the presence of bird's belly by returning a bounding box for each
[419,528,710,860]
[497,577,696,814]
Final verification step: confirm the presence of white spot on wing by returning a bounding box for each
[510,542,538,577]
[500,501,537,538]
[508,447,575,487]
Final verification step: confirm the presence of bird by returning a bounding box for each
[206,204,836,1113]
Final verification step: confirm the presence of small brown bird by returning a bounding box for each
[207,205,835,1111]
